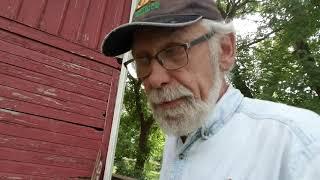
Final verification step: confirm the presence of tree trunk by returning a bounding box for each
[294,39,320,97]
[134,116,153,177]
[232,64,254,98]
[129,77,155,178]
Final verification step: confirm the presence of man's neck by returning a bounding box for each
[218,80,229,100]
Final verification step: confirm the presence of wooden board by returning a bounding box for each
[0,12,120,69]
[0,147,94,170]
[0,39,111,87]
[0,108,102,140]
[0,172,53,180]
[0,74,107,110]
[0,29,114,75]
[0,160,91,177]
[0,96,104,129]
[0,0,132,178]
[0,134,97,160]
[0,122,100,150]
[0,85,104,119]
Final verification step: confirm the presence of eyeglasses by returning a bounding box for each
[124,29,215,80]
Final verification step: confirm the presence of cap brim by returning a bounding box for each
[101,15,203,57]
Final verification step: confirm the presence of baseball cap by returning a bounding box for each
[101,0,223,57]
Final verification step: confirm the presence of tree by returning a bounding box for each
[114,0,319,178]
[113,75,165,179]
[217,0,319,113]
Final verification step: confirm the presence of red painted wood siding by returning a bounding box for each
[0,0,131,179]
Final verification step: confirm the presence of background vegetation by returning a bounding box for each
[113,0,320,179]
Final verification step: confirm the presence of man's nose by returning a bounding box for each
[144,59,170,89]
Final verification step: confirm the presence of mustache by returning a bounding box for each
[146,85,194,104]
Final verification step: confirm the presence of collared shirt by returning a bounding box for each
[160,86,320,180]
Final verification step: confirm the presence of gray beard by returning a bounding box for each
[147,72,223,136]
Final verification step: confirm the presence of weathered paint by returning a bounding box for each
[0,29,114,75]
[1,96,104,128]
[0,0,132,178]
[1,74,107,109]
[0,134,97,159]
[1,85,104,119]
[0,108,102,139]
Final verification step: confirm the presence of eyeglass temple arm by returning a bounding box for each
[123,58,134,67]
[188,30,215,48]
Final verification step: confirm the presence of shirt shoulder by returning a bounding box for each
[238,98,320,179]
[240,97,319,120]
[239,97,320,145]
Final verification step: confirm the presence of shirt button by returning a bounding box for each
[179,153,184,160]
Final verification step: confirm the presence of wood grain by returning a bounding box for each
[0,134,97,160]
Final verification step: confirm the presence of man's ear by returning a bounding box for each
[219,33,236,72]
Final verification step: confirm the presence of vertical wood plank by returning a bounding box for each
[76,0,91,42]
[60,0,89,42]
[57,0,70,35]
[121,0,133,24]
[39,0,68,35]
[80,0,107,49]
[35,0,48,28]
[16,0,46,27]
[98,0,127,52]
[99,69,120,179]
[0,0,22,20]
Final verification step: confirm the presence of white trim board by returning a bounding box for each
[103,0,138,179]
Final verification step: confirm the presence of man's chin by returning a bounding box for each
[153,111,205,136]
[153,108,187,123]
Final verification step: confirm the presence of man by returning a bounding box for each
[102,0,320,179]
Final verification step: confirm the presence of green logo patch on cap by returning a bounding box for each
[134,0,160,18]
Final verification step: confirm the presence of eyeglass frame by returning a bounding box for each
[124,29,215,80]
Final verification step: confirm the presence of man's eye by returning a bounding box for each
[162,46,185,60]
[164,47,179,56]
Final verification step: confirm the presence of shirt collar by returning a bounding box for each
[201,85,244,136]
[176,85,244,150]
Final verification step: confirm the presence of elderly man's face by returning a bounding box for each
[132,23,225,136]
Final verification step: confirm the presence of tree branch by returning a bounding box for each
[225,0,259,19]
[238,28,281,51]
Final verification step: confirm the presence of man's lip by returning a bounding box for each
[155,97,185,109]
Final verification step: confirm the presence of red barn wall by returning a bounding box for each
[0,0,131,179]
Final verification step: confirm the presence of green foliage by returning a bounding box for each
[114,0,319,179]
[113,77,165,179]
[235,0,320,113]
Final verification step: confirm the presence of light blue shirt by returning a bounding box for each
[160,86,320,180]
